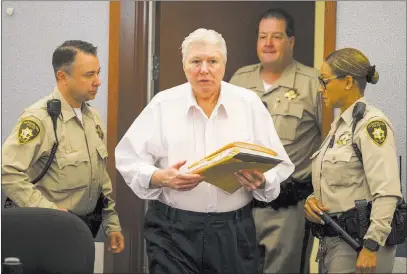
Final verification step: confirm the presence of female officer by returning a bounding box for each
[304,48,402,273]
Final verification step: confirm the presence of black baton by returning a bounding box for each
[320,212,362,252]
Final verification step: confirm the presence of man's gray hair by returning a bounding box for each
[181,28,227,64]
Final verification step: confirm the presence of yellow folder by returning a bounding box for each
[187,142,283,194]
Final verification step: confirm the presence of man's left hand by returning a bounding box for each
[233,169,265,191]
[108,231,125,254]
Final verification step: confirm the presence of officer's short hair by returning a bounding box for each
[52,40,98,78]
[256,8,295,38]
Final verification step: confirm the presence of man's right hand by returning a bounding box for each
[151,160,205,191]
[304,197,328,224]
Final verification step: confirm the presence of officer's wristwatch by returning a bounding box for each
[363,239,380,252]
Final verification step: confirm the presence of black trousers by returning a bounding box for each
[144,200,259,273]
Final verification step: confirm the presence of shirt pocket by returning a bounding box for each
[96,144,108,164]
[55,150,90,191]
[271,101,304,141]
[321,150,353,187]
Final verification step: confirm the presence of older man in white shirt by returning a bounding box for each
[115,28,294,273]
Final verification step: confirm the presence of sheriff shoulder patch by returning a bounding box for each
[366,120,387,146]
[17,119,41,144]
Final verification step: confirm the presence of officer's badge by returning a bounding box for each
[367,120,387,146]
[96,125,104,140]
[336,132,351,146]
[284,89,298,100]
[17,119,40,144]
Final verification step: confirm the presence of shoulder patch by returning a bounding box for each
[17,119,41,144]
[366,120,387,146]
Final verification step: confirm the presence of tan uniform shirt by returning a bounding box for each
[230,61,321,180]
[2,87,121,235]
[310,97,402,245]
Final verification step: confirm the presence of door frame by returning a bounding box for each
[105,1,336,272]
[105,1,150,273]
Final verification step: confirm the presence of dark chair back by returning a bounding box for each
[2,208,95,274]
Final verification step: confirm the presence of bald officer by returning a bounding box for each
[2,40,124,253]
[230,8,321,273]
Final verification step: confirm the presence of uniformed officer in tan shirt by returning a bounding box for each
[2,40,124,253]
[304,47,402,273]
[230,8,321,274]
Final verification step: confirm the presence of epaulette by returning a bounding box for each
[295,62,319,78]
[21,98,50,121]
[233,64,260,76]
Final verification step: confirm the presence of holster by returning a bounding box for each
[311,207,360,242]
[73,193,108,238]
[353,199,406,246]
[386,200,407,245]
[355,200,371,239]
[253,176,313,210]
[4,197,18,209]
[311,199,407,246]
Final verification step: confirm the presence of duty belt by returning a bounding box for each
[252,176,313,210]
[311,208,359,240]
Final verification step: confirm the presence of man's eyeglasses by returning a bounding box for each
[318,75,346,90]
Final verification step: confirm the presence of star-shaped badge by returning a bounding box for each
[336,132,351,146]
[284,89,298,100]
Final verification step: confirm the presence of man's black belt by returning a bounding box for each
[252,176,313,210]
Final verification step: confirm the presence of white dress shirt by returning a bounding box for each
[115,81,294,212]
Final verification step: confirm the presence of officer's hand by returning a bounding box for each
[304,197,328,224]
[356,247,377,273]
[233,169,265,191]
[58,207,68,212]
[108,231,125,254]
[153,160,205,191]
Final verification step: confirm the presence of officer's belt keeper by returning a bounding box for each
[252,176,313,210]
